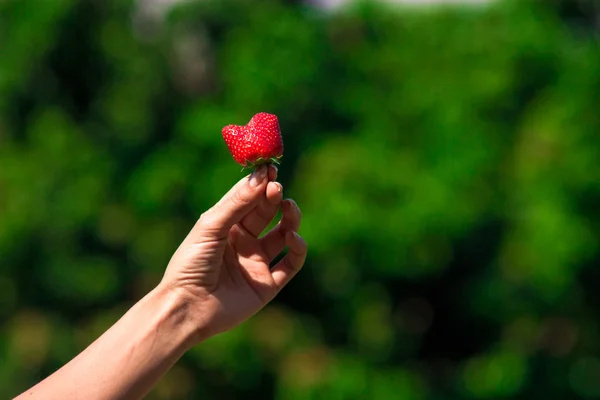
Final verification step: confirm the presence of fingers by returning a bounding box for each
[239,167,282,237]
[267,163,278,182]
[270,231,307,291]
[191,165,269,240]
[260,198,302,261]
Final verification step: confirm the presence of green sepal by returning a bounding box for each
[240,155,283,172]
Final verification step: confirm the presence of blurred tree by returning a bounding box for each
[1,0,599,399]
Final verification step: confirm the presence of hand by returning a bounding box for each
[15,164,306,400]
[160,164,306,343]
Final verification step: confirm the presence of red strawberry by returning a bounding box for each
[221,112,284,169]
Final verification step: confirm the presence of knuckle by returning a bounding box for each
[284,256,297,271]
[231,190,252,208]
[290,200,301,217]
[198,211,219,229]
[298,237,308,251]
[256,204,273,221]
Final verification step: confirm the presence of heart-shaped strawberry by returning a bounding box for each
[221,112,284,169]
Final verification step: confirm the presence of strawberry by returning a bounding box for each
[221,112,284,169]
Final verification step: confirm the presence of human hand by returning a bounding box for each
[160,164,306,344]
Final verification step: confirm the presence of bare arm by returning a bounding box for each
[15,164,306,400]
[15,286,199,400]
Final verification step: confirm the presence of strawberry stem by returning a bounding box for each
[240,155,282,173]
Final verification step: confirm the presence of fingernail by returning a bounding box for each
[276,182,282,192]
[250,165,267,187]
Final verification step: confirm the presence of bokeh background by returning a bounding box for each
[2,0,600,398]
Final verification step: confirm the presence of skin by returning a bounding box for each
[14,164,306,400]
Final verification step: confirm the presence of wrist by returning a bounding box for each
[151,283,213,348]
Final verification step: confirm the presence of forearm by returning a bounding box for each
[15,285,201,400]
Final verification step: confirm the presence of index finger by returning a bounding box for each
[191,165,270,240]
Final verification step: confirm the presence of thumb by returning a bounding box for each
[193,165,269,239]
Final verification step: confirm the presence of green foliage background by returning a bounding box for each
[1,0,600,398]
